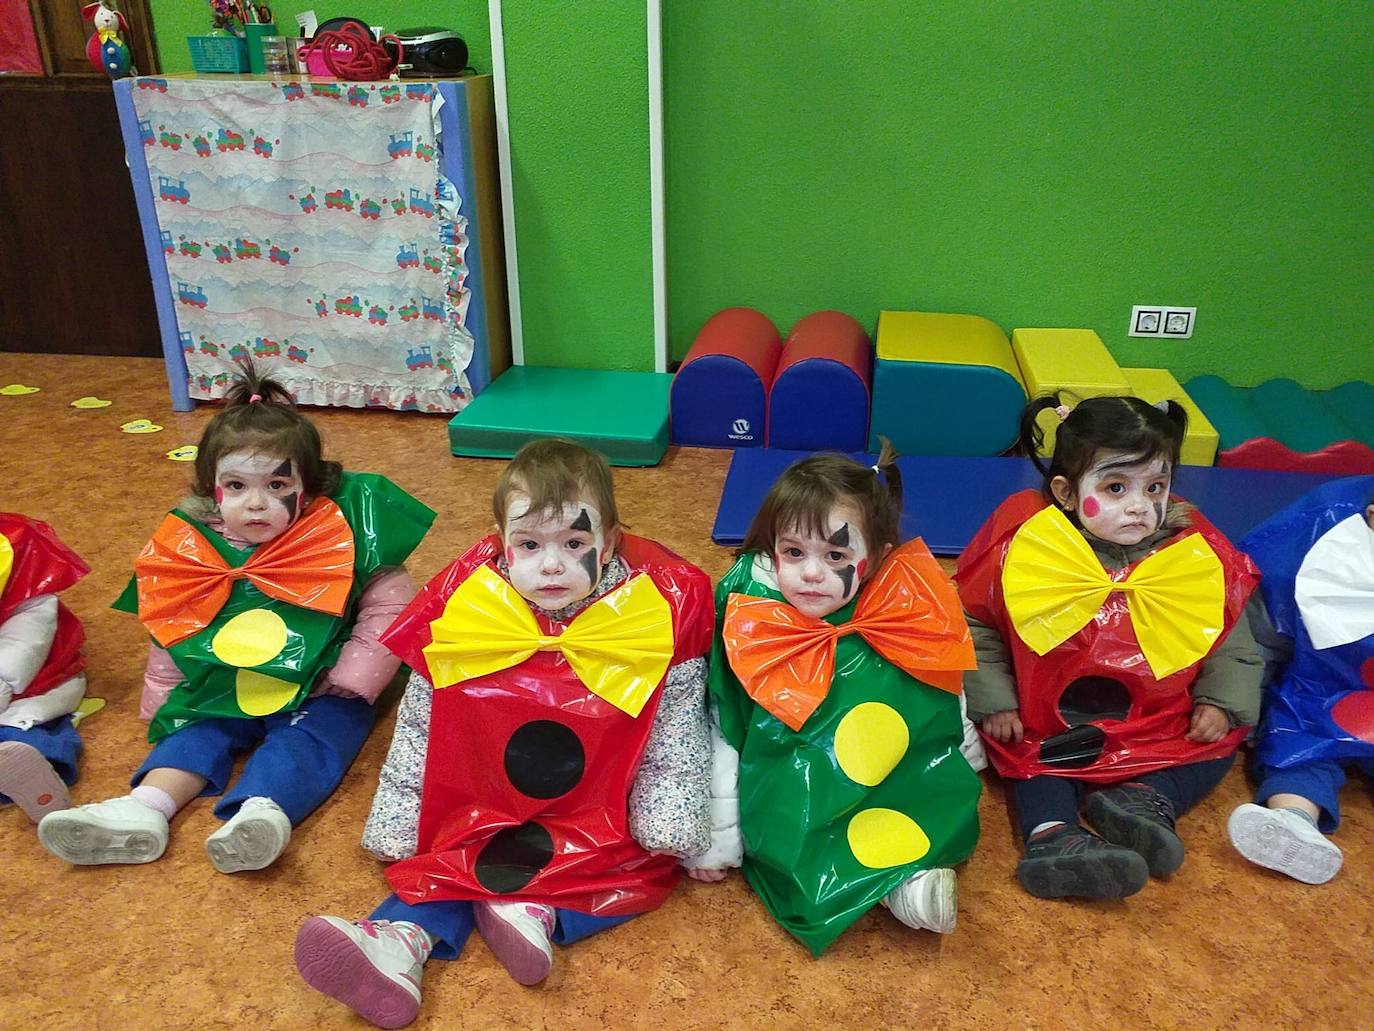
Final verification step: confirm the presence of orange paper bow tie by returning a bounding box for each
[135,498,356,647]
[723,539,975,731]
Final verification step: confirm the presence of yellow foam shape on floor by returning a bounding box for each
[1121,367,1219,466]
[877,312,1023,384]
[1012,328,1131,454]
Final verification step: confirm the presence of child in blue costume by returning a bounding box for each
[1229,475,1374,884]
[39,365,432,873]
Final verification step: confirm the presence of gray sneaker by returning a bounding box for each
[1017,824,1149,900]
[1086,783,1186,877]
[1228,803,1342,885]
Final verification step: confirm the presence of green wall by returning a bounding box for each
[664,2,1372,387]
[150,1,491,74]
[501,2,652,370]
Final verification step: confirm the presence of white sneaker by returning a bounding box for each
[884,867,957,934]
[38,794,169,865]
[296,916,430,1029]
[206,796,291,873]
[1228,803,1343,885]
[474,900,556,985]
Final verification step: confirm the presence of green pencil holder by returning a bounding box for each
[245,23,279,74]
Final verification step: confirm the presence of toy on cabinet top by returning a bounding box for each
[83,1,135,79]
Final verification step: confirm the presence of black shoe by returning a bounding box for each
[1085,783,1186,877]
[1016,824,1150,900]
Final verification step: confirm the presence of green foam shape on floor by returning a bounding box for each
[1185,375,1374,451]
[448,366,674,466]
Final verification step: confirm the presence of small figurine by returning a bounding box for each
[83,2,135,79]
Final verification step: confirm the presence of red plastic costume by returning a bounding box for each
[0,514,88,699]
[956,491,1258,782]
[381,534,713,916]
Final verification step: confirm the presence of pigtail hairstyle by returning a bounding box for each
[738,437,904,559]
[192,360,342,502]
[1018,393,1188,502]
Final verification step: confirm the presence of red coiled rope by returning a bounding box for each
[307,22,403,80]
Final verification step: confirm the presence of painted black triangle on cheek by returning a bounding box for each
[837,563,855,598]
[282,492,298,521]
[827,523,850,547]
[579,547,599,589]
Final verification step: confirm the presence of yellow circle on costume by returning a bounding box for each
[235,669,301,716]
[833,702,909,786]
[847,808,931,869]
[210,608,288,667]
[0,532,13,597]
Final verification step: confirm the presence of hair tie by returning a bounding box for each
[871,464,881,475]
[1054,404,1072,422]
[249,393,263,404]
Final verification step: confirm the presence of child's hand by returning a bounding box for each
[982,709,1023,743]
[686,867,728,883]
[1186,703,1230,743]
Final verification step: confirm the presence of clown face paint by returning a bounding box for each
[1057,450,1172,546]
[503,496,612,612]
[214,450,306,546]
[774,502,871,619]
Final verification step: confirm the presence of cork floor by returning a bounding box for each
[0,354,1367,1030]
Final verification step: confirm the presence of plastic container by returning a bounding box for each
[245,22,279,73]
[187,35,249,73]
[259,35,291,76]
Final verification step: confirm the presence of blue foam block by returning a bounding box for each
[711,449,1335,554]
[769,358,870,451]
[670,354,766,448]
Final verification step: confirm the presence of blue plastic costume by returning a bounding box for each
[1240,476,1374,785]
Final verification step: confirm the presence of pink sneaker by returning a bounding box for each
[0,741,70,823]
[295,916,430,1029]
[474,901,556,985]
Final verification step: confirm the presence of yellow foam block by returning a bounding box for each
[1012,328,1131,454]
[1121,367,1219,466]
[877,311,1024,385]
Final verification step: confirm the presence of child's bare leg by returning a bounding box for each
[1265,792,1320,821]
[138,767,209,810]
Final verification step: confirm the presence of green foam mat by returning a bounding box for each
[448,366,674,466]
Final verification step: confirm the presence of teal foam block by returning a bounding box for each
[1187,375,1374,452]
[448,366,674,466]
[868,358,1025,455]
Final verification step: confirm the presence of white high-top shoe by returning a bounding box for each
[296,916,432,1029]
[38,795,169,865]
[883,867,958,934]
[205,796,291,873]
[1228,803,1343,885]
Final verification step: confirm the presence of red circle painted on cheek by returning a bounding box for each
[856,558,867,581]
[506,546,515,565]
[214,486,224,505]
[1081,496,1100,518]
[1331,690,1374,744]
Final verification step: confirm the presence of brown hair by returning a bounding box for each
[738,438,903,558]
[192,361,341,501]
[492,438,619,533]
[1019,393,1187,502]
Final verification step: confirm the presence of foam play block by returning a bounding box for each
[710,448,1334,555]
[448,365,673,466]
[1011,328,1132,453]
[670,307,780,448]
[768,310,872,451]
[868,311,1027,455]
[1186,375,1374,475]
[1119,367,1219,466]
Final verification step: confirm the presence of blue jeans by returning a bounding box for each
[132,695,375,824]
[370,894,632,961]
[1256,758,1374,834]
[1011,753,1236,842]
[0,717,81,804]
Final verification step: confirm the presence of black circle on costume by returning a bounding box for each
[1038,725,1107,768]
[474,822,555,893]
[1057,676,1132,725]
[504,720,585,799]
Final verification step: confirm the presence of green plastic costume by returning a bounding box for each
[114,472,433,741]
[710,551,981,955]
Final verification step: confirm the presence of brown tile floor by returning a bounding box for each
[0,354,1367,1029]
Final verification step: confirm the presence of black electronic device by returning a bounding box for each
[392,27,469,77]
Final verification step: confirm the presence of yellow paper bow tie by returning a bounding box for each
[422,565,674,717]
[1002,506,1225,679]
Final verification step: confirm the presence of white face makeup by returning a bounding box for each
[503,495,612,612]
[1054,450,1172,546]
[214,449,306,546]
[774,502,871,619]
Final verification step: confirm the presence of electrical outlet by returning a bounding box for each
[1129,305,1195,339]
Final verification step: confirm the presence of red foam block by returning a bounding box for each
[776,310,872,388]
[680,307,782,384]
